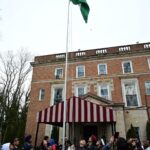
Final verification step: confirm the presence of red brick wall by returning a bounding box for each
[26,47,150,146]
[25,82,51,146]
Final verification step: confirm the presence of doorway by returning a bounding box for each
[83,125,98,142]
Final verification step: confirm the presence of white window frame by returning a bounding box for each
[98,83,111,100]
[121,79,141,107]
[148,58,150,69]
[97,63,107,75]
[51,84,64,105]
[75,85,87,97]
[39,88,45,101]
[145,81,150,95]
[55,67,63,78]
[122,60,133,74]
[76,65,85,78]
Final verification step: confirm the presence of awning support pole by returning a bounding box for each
[111,123,114,135]
[114,122,116,133]
[112,122,116,150]
[73,123,74,144]
[34,122,40,148]
[111,122,116,135]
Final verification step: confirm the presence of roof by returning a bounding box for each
[31,42,150,65]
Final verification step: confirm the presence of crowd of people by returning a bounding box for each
[38,134,150,150]
[66,135,150,150]
[1,134,150,150]
[1,135,33,150]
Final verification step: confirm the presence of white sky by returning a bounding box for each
[0,0,150,56]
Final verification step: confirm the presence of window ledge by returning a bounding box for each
[124,106,146,110]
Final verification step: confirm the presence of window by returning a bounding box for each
[98,84,111,100]
[55,68,63,78]
[134,127,140,139]
[145,81,150,95]
[76,65,85,78]
[124,83,138,106]
[39,89,45,101]
[78,87,85,97]
[148,58,150,69]
[122,61,133,74]
[51,85,64,105]
[75,85,87,97]
[122,79,141,107]
[98,63,107,75]
[54,88,63,104]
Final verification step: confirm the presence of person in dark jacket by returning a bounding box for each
[87,135,97,150]
[76,139,87,150]
[143,140,150,150]
[102,136,114,150]
[40,136,49,150]
[116,137,128,150]
[22,135,33,150]
[96,139,103,150]
[127,138,143,150]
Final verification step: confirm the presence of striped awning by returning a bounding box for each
[37,96,116,125]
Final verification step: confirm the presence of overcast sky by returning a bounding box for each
[0,0,150,57]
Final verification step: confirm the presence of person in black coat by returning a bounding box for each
[40,136,49,150]
[76,139,87,150]
[87,135,97,150]
[22,135,33,150]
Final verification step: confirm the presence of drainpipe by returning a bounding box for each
[145,94,149,120]
[34,123,40,148]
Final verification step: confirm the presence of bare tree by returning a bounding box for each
[0,50,32,144]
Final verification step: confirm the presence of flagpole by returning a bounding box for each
[62,1,70,150]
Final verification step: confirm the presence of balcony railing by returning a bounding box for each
[56,54,65,59]
[75,51,86,57]
[96,49,108,54]
[119,46,131,52]
[144,44,150,49]
[34,42,150,64]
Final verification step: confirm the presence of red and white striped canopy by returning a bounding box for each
[37,96,116,125]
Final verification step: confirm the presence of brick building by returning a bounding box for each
[26,42,150,145]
